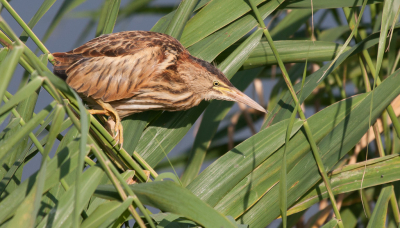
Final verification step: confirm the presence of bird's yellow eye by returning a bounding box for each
[213,81,219,86]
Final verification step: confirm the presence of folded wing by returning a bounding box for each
[53,31,187,102]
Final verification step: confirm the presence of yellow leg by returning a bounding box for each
[89,100,124,149]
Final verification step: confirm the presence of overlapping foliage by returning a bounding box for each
[0,0,400,227]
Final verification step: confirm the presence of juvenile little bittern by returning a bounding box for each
[53,31,266,147]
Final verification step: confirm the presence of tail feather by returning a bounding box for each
[52,52,83,80]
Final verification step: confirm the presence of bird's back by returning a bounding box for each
[53,31,189,103]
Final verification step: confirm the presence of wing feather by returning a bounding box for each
[53,31,187,102]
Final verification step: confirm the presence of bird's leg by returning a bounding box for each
[89,99,124,148]
[88,110,109,115]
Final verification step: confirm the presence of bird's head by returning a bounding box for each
[186,56,267,113]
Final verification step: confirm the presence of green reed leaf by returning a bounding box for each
[0,77,43,116]
[101,0,121,35]
[0,45,23,105]
[95,181,237,228]
[367,185,392,228]
[164,0,198,40]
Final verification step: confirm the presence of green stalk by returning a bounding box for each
[247,1,344,227]
[343,7,400,139]
[107,163,156,228]
[0,0,54,62]
[280,63,307,228]
[90,144,147,228]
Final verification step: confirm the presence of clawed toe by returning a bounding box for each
[112,121,124,149]
[92,99,124,150]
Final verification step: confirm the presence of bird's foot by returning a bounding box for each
[90,100,124,149]
[112,119,124,149]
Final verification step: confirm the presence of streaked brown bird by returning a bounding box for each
[53,31,266,147]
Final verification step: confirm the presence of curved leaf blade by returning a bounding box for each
[95,182,237,228]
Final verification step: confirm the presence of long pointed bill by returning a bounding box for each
[225,88,267,113]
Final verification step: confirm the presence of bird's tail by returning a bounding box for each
[52,52,82,81]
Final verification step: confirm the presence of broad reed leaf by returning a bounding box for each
[263,24,400,127]
[238,68,400,227]
[279,0,383,9]
[187,118,303,205]
[121,111,159,156]
[192,92,366,209]
[288,155,400,214]
[187,0,282,62]
[81,198,133,228]
[321,219,338,228]
[180,0,266,47]
[237,40,350,69]
[367,185,392,227]
[0,127,87,223]
[318,26,350,42]
[95,181,237,228]
[267,63,305,113]
[154,172,181,184]
[181,0,375,48]
[36,166,105,228]
[270,9,313,40]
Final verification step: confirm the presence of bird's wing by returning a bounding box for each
[53,31,187,102]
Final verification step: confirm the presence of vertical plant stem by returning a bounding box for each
[247,1,344,226]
